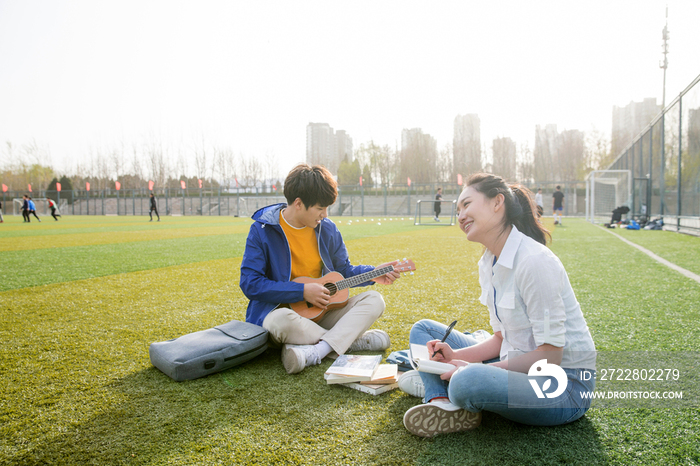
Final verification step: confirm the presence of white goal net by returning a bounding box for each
[586,170,632,224]
[414,199,457,225]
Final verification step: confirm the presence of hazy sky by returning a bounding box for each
[1,0,699,178]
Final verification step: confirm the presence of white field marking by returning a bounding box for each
[599,226,700,285]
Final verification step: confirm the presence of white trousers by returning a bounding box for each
[262,290,385,355]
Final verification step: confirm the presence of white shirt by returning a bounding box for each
[478,225,596,369]
[535,192,544,208]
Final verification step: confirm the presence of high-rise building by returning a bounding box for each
[532,125,585,182]
[491,137,517,181]
[534,124,559,182]
[453,114,481,178]
[400,128,438,183]
[306,123,353,175]
[612,98,661,157]
[335,130,354,166]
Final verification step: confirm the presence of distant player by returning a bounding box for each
[22,195,30,222]
[535,188,544,218]
[434,187,443,222]
[27,197,41,222]
[552,185,564,225]
[0,199,4,223]
[149,193,160,222]
[48,198,61,221]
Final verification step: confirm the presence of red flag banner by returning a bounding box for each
[56,182,62,192]
[180,180,186,190]
[235,178,239,188]
[86,182,90,191]
[272,184,277,192]
[457,174,463,186]
[115,181,121,191]
[407,177,411,187]
[148,180,154,191]
[359,176,363,187]
[2,183,8,192]
[28,184,32,192]
[198,179,203,189]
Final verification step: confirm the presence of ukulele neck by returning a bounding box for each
[335,265,394,290]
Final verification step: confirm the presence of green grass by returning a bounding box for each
[602,225,700,276]
[1,216,698,465]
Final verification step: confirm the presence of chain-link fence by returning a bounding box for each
[606,73,700,234]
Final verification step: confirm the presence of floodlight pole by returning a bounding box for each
[659,7,669,217]
[660,6,669,110]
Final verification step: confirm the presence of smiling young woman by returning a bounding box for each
[400,173,596,438]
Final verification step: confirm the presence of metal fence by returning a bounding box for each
[1,181,589,219]
[606,73,700,234]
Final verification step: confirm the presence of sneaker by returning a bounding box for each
[403,400,481,437]
[348,330,390,352]
[398,370,425,398]
[281,344,321,374]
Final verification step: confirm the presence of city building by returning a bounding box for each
[400,128,438,184]
[306,123,353,175]
[453,114,481,178]
[612,98,661,157]
[534,124,559,182]
[491,136,517,181]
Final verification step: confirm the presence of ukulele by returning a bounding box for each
[290,259,417,322]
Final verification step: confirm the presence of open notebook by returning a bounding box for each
[409,343,456,375]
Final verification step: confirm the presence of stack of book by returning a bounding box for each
[324,354,399,395]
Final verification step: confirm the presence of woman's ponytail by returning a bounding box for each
[510,184,550,245]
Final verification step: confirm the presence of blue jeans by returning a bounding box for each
[409,319,595,426]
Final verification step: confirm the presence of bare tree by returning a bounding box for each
[226,148,237,188]
[436,144,453,183]
[239,153,263,190]
[517,142,535,184]
[130,142,145,188]
[263,151,279,188]
[193,134,208,183]
[585,127,612,171]
[111,140,127,184]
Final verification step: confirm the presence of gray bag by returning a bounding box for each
[149,320,268,381]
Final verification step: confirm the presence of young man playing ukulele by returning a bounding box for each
[240,164,401,374]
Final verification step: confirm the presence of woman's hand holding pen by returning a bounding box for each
[427,340,454,362]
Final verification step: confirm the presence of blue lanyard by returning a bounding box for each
[492,256,501,322]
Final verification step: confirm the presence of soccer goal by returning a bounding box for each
[585,170,632,224]
[414,199,457,225]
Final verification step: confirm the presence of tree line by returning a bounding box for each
[0,138,282,194]
[2,127,616,194]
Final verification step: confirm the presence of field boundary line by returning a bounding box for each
[598,226,700,285]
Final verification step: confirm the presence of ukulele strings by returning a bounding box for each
[334,265,395,291]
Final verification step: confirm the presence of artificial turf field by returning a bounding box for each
[1,214,698,465]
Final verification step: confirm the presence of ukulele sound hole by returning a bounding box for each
[325,283,338,296]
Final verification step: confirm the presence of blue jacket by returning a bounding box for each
[28,200,36,211]
[240,203,375,326]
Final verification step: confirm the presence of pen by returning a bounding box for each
[431,320,458,358]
